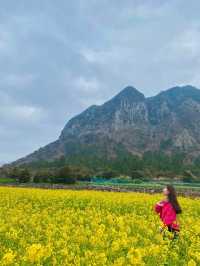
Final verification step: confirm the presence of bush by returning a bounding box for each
[182,170,196,183]
[54,166,76,184]
[7,167,21,180]
[7,167,31,183]
[131,170,144,180]
[32,166,91,184]
[97,170,117,179]
[17,168,31,183]
[70,166,92,182]
[132,179,143,184]
[33,170,53,183]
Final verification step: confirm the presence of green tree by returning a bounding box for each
[18,168,31,183]
[54,166,76,184]
[8,167,21,180]
[131,170,144,180]
[33,169,53,183]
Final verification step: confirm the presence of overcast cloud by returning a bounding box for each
[1,0,200,164]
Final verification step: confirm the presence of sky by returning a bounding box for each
[1,0,200,164]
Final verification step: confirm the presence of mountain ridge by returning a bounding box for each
[12,84,200,166]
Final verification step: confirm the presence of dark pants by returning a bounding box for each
[167,226,179,239]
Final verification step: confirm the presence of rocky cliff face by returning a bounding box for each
[15,85,200,164]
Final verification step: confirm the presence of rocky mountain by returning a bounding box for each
[14,85,200,165]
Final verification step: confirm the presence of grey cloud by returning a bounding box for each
[1,0,200,163]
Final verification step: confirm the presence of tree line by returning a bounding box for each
[1,151,200,184]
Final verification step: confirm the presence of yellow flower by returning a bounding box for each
[25,243,49,263]
[111,240,120,252]
[188,259,197,266]
[1,250,16,265]
[0,187,199,265]
[113,256,125,266]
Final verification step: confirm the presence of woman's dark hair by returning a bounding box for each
[166,185,182,214]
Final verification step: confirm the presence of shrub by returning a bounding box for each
[33,170,53,183]
[17,168,31,183]
[72,167,92,182]
[131,170,144,180]
[182,170,196,183]
[7,167,21,180]
[54,166,76,184]
[97,171,117,179]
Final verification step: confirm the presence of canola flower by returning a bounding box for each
[0,187,199,265]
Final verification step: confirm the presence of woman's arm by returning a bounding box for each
[154,201,164,214]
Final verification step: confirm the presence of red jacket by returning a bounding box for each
[155,200,179,230]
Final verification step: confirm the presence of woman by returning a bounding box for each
[154,185,182,237]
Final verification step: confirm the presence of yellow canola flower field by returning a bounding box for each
[0,187,199,266]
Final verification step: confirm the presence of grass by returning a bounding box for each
[0,177,15,184]
[1,176,200,192]
[83,180,200,191]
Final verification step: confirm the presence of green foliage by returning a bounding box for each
[0,177,15,184]
[17,168,31,183]
[54,166,76,184]
[131,170,144,180]
[6,167,31,183]
[160,139,173,150]
[7,167,21,179]
[53,165,92,184]
[33,169,54,183]
[182,170,197,183]
[96,170,117,179]
[8,151,200,183]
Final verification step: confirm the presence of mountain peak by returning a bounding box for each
[160,85,199,95]
[113,86,145,102]
[157,85,200,102]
